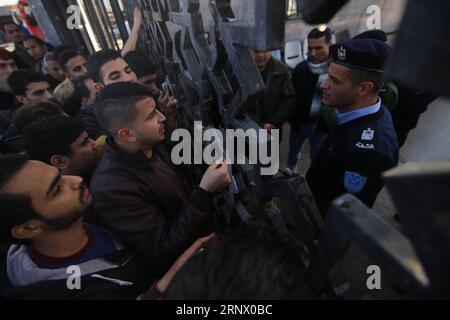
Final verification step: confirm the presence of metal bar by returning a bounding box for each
[313,194,429,298]
[95,0,119,49]
[83,0,109,49]
[110,0,129,43]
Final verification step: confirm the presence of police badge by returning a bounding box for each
[337,46,346,61]
[361,128,375,141]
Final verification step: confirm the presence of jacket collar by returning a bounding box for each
[336,97,382,125]
[104,136,151,167]
[336,104,386,132]
[264,57,286,76]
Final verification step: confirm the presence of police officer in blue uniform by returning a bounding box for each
[306,39,399,216]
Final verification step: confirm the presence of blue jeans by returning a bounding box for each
[287,122,325,172]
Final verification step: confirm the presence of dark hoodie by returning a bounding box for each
[89,138,215,276]
[0,238,153,300]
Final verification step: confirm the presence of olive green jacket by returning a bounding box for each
[244,58,296,129]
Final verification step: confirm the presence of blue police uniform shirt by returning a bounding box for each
[335,97,381,125]
[306,100,399,215]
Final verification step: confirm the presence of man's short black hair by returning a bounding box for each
[308,27,332,43]
[7,70,49,96]
[0,47,14,61]
[73,75,93,100]
[12,101,65,133]
[97,81,151,103]
[165,222,318,299]
[0,154,28,190]
[95,95,149,138]
[22,35,46,47]
[58,49,85,72]
[124,51,158,79]
[348,68,385,95]
[86,49,123,83]
[24,115,86,164]
[64,76,93,114]
[0,21,17,33]
[0,154,40,244]
[52,45,74,60]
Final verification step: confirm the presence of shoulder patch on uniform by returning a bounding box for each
[344,171,367,194]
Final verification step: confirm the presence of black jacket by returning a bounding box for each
[0,246,152,300]
[307,106,399,215]
[89,139,215,275]
[76,104,109,139]
[244,58,296,129]
[0,92,17,134]
[290,61,320,130]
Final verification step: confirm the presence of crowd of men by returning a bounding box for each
[0,12,437,300]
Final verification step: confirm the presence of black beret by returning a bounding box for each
[330,38,391,73]
[353,30,388,42]
[97,82,152,102]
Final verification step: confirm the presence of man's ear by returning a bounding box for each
[94,82,104,92]
[50,155,70,170]
[81,96,93,106]
[359,81,375,96]
[16,95,28,105]
[11,220,45,240]
[117,128,136,143]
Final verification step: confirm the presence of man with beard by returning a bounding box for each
[244,48,295,138]
[43,52,67,91]
[54,49,88,104]
[22,36,48,74]
[87,50,177,117]
[287,27,333,174]
[0,48,18,134]
[1,70,54,144]
[1,22,32,69]
[23,115,100,182]
[7,70,54,106]
[90,93,231,275]
[124,51,160,96]
[0,154,152,299]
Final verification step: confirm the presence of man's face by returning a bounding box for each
[321,62,358,109]
[132,97,166,146]
[251,50,272,72]
[65,55,87,81]
[0,58,17,91]
[307,36,330,64]
[67,131,99,176]
[46,60,66,82]
[23,39,46,61]
[101,58,138,85]
[83,78,98,105]
[3,161,91,230]
[138,73,158,95]
[3,24,23,44]
[20,81,53,104]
